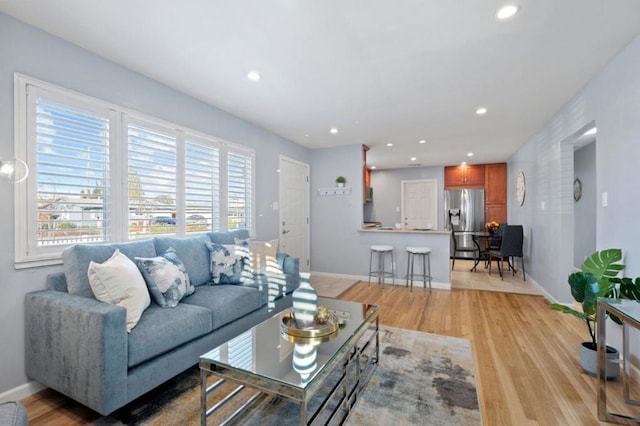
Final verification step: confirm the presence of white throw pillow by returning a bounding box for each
[88,249,151,332]
[235,238,280,275]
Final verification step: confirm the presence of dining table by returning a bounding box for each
[470,232,493,272]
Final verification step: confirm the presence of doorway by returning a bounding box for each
[573,127,597,268]
[278,156,310,272]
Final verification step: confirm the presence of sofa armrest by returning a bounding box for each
[277,253,299,275]
[25,290,128,415]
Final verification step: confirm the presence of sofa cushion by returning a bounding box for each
[135,247,195,307]
[88,250,151,332]
[205,241,244,284]
[153,235,211,287]
[63,239,157,299]
[181,285,262,330]
[208,229,250,245]
[127,301,213,368]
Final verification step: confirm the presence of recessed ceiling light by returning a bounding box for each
[247,71,261,81]
[418,140,426,144]
[467,152,474,157]
[496,5,519,20]
[461,161,467,165]
[330,128,338,134]
[371,166,377,169]
[410,157,417,161]
[584,127,597,136]
[386,143,393,147]
[476,107,487,115]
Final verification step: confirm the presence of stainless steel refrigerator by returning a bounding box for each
[444,189,485,259]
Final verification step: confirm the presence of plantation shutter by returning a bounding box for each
[227,151,253,232]
[34,96,111,246]
[185,139,220,232]
[127,121,177,238]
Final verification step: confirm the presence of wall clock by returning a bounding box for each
[573,178,582,202]
[516,171,526,206]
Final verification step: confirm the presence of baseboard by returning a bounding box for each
[310,271,451,290]
[523,273,559,304]
[0,380,46,403]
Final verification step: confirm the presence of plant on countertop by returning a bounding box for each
[335,176,346,184]
[549,248,640,345]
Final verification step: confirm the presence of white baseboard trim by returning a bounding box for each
[0,380,46,403]
[310,271,451,290]
[524,273,559,304]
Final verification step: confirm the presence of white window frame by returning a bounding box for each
[14,74,255,268]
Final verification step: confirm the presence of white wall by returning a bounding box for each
[0,13,309,396]
[508,34,640,303]
[367,166,445,228]
[573,142,597,268]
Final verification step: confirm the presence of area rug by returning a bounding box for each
[92,326,481,425]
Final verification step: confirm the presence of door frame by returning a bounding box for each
[278,155,311,271]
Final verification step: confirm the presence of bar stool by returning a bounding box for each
[406,246,432,292]
[368,245,395,286]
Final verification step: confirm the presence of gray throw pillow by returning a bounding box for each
[205,241,245,284]
[135,247,195,307]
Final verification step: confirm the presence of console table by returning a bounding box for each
[597,298,640,424]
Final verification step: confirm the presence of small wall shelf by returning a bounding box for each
[318,187,351,196]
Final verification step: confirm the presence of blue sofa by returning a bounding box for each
[24,230,299,415]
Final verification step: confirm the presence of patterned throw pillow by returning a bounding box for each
[88,249,151,332]
[205,241,245,284]
[135,247,195,308]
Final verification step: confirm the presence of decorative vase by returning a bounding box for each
[292,272,317,328]
[337,182,345,188]
[292,343,318,384]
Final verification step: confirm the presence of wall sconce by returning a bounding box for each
[0,157,29,183]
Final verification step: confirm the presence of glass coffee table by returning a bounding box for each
[199,297,379,425]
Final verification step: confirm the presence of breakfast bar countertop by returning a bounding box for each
[359,228,450,235]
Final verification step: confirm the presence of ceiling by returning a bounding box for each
[2,1,640,169]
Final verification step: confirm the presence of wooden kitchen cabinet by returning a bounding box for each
[363,145,370,203]
[484,163,507,223]
[444,164,485,188]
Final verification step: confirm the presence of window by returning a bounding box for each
[15,74,255,267]
[126,119,177,238]
[227,150,254,232]
[185,138,220,233]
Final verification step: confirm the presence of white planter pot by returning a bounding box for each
[580,342,620,379]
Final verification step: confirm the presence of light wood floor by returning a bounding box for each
[20,281,638,425]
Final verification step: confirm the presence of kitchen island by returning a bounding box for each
[358,228,451,289]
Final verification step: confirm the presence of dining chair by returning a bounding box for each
[450,227,479,270]
[488,225,525,281]
[485,222,507,268]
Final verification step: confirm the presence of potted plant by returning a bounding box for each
[550,248,637,378]
[335,176,346,188]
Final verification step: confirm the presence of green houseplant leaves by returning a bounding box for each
[550,248,625,345]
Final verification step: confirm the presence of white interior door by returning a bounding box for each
[279,156,310,272]
[401,179,437,229]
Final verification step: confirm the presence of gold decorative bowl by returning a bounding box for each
[281,311,339,343]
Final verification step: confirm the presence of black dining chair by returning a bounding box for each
[450,227,479,270]
[488,225,525,281]
[488,222,507,250]
[484,222,506,268]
